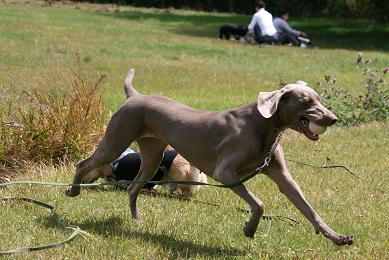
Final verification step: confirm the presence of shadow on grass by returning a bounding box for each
[83,217,246,257]
[99,9,248,38]
[39,216,247,257]
[98,9,389,51]
[104,9,248,26]
[294,18,389,52]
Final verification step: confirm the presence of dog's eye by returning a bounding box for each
[302,97,312,104]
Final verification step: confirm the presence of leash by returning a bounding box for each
[0,189,299,255]
[0,141,276,189]
[286,158,359,178]
[2,133,358,254]
[0,134,283,255]
[0,197,81,255]
[0,135,280,190]
[0,152,272,190]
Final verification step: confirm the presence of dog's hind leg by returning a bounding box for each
[128,137,167,220]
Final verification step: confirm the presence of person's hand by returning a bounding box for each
[300,31,308,37]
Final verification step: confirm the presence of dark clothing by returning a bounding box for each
[273,17,301,37]
[254,23,278,44]
[278,32,301,46]
[273,17,307,46]
[254,24,304,46]
[253,23,306,46]
[114,150,178,189]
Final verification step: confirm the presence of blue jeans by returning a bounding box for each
[277,32,301,46]
[254,24,278,44]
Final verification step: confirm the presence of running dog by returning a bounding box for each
[66,69,353,246]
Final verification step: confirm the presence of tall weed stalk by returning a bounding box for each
[0,53,108,175]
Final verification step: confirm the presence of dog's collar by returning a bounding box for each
[256,130,283,172]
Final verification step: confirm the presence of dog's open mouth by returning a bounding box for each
[299,117,319,141]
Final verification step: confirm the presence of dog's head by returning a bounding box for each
[257,81,337,141]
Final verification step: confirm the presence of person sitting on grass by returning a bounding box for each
[248,0,279,45]
[273,10,310,48]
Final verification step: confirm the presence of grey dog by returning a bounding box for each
[66,69,354,246]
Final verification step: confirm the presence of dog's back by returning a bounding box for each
[219,24,248,40]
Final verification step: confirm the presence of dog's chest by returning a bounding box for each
[238,157,266,177]
[236,138,277,177]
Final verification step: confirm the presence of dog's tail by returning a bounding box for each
[124,68,141,99]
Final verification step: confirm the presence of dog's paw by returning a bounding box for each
[243,221,256,238]
[332,235,354,246]
[131,210,141,222]
[65,186,80,197]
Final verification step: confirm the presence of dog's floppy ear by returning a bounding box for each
[257,90,281,118]
[257,88,289,118]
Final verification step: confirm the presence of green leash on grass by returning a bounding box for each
[0,161,270,255]
[0,156,357,255]
[0,174,265,255]
[0,197,81,255]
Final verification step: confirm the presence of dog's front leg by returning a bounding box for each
[213,168,264,238]
[265,147,354,246]
[65,157,91,197]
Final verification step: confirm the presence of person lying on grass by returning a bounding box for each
[80,148,207,197]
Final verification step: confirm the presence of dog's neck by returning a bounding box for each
[270,111,285,132]
[264,119,283,155]
[245,102,283,156]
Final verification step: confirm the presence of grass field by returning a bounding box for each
[1,1,389,258]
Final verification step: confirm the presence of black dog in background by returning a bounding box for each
[219,24,248,40]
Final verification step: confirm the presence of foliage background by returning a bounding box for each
[71,0,389,21]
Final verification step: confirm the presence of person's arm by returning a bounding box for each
[299,31,307,37]
[248,13,258,31]
[279,19,301,37]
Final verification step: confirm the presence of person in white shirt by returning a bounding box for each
[248,1,278,44]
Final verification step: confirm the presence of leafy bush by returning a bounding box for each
[318,54,388,125]
[0,52,108,173]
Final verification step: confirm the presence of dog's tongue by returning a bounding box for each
[306,130,319,141]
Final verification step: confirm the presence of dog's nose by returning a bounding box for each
[329,116,338,125]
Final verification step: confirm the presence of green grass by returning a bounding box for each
[1,1,389,258]
[1,1,388,111]
[1,125,389,258]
